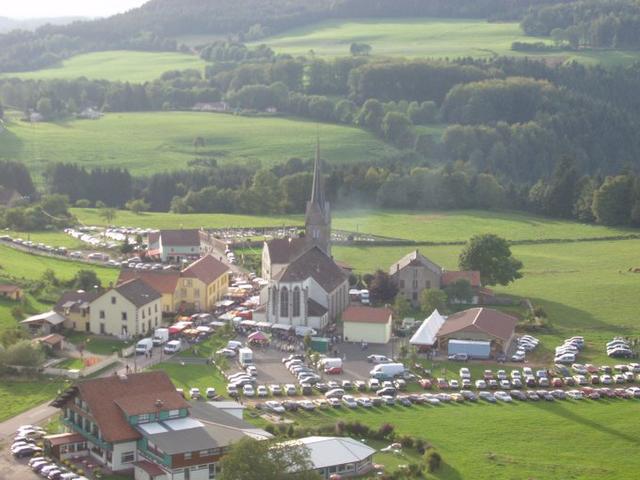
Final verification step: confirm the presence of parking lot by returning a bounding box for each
[224,338,396,386]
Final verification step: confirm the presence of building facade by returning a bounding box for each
[89,279,162,337]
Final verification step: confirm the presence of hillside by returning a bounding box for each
[0,111,398,178]
[0,50,206,82]
[258,17,640,66]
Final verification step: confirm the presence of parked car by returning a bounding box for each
[368,354,393,364]
[242,385,255,397]
[376,387,397,397]
[325,388,345,399]
[356,397,373,408]
[269,384,283,396]
[342,395,358,408]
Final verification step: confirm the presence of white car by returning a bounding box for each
[342,395,358,408]
[284,384,297,396]
[216,348,236,357]
[554,353,576,364]
[475,379,487,389]
[242,385,255,397]
[327,397,341,407]
[459,368,471,379]
[189,387,201,399]
[368,354,392,364]
[256,385,268,397]
[268,384,283,396]
[265,401,285,413]
[566,390,584,400]
[356,397,373,407]
[494,391,513,402]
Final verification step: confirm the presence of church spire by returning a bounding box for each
[310,136,325,208]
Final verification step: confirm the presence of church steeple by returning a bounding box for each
[305,138,331,255]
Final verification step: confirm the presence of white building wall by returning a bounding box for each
[90,291,161,337]
[343,321,391,344]
[111,440,138,471]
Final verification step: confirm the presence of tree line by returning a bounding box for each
[522,0,640,48]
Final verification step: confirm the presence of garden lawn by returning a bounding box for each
[0,111,397,179]
[56,357,85,370]
[279,399,640,480]
[257,17,640,67]
[149,362,227,394]
[71,208,636,242]
[64,331,131,355]
[0,244,118,284]
[0,377,69,422]
[0,50,206,83]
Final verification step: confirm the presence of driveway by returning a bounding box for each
[0,445,40,479]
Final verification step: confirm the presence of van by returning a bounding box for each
[319,357,343,371]
[153,328,169,346]
[369,362,405,380]
[238,347,253,367]
[227,340,243,351]
[164,340,182,355]
[360,289,370,305]
[135,338,153,355]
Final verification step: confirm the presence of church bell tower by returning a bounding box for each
[305,139,331,255]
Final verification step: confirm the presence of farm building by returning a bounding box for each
[436,307,518,357]
[0,283,23,301]
[342,305,393,344]
[20,311,66,335]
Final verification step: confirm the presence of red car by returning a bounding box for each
[324,366,342,375]
[551,378,564,388]
[419,378,432,390]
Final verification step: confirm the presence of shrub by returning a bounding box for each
[425,450,442,473]
[399,435,415,449]
[376,423,395,440]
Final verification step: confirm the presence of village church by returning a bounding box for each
[254,142,349,330]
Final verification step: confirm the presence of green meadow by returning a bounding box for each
[276,400,640,480]
[0,111,396,178]
[257,17,640,67]
[0,50,206,83]
[73,207,635,242]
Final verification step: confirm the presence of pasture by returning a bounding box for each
[0,50,206,83]
[0,111,396,178]
[73,207,636,242]
[277,400,640,480]
[257,17,640,67]
[0,378,68,422]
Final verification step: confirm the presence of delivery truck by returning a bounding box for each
[369,362,405,380]
[135,338,153,355]
[152,328,169,346]
[238,347,254,367]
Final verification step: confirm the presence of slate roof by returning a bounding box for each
[71,371,189,443]
[389,250,442,276]
[342,306,392,324]
[273,246,347,293]
[441,270,481,288]
[112,278,161,307]
[159,229,201,247]
[265,237,308,264]
[181,255,230,285]
[117,270,180,295]
[189,401,273,445]
[438,307,518,342]
[137,418,214,454]
[307,298,328,317]
[55,290,100,313]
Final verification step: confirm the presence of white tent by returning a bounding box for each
[410,309,446,347]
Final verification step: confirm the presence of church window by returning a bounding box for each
[292,287,301,317]
[280,287,289,317]
[271,288,277,315]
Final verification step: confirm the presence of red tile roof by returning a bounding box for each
[44,432,85,447]
[159,229,200,247]
[117,270,180,295]
[181,255,230,285]
[437,308,517,342]
[134,460,167,477]
[441,271,481,288]
[342,306,392,324]
[0,284,21,293]
[73,371,189,443]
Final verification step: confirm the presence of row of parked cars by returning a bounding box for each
[28,457,86,480]
[554,336,585,364]
[512,335,540,362]
[0,235,68,256]
[10,424,45,459]
[606,337,635,358]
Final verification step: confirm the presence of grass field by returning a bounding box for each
[256,17,640,67]
[274,400,640,480]
[0,50,206,83]
[0,244,118,285]
[334,238,640,364]
[150,362,227,394]
[0,111,396,178]
[72,207,636,242]
[0,378,68,422]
